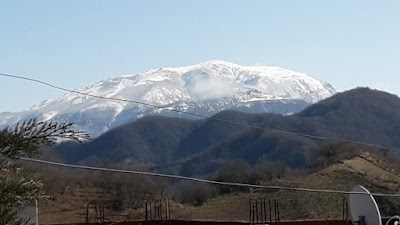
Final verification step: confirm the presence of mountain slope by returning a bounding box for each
[56,88,400,176]
[297,87,400,147]
[0,60,335,136]
[172,153,400,221]
[36,153,400,223]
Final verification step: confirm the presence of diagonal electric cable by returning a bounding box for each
[19,157,400,197]
[1,72,400,153]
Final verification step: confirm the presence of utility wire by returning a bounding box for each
[1,72,400,153]
[19,157,400,197]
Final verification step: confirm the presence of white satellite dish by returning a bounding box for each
[349,185,381,225]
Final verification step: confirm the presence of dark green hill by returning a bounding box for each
[58,116,202,164]
[56,88,400,176]
[297,87,400,147]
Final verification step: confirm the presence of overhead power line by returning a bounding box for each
[19,157,400,197]
[1,72,400,153]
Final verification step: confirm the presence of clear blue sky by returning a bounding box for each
[1,1,399,112]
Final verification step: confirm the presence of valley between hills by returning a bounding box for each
[18,87,400,224]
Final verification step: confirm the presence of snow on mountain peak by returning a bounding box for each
[0,60,336,136]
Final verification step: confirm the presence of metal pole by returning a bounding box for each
[145,203,148,221]
[86,203,89,224]
[95,204,98,223]
[160,200,162,219]
[257,199,264,223]
[101,204,104,222]
[159,200,161,219]
[343,198,349,224]
[269,199,272,223]
[35,199,39,225]
[154,201,157,219]
[165,200,168,220]
[256,200,259,225]
[277,202,280,222]
[156,201,158,219]
[274,200,277,223]
[249,198,253,224]
[165,199,167,220]
[168,198,171,220]
[160,200,162,220]
[263,198,267,224]
[149,202,152,220]
[252,204,256,225]
[249,199,252,224]
[342,198,345,221]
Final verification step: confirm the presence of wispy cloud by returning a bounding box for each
[193,79,237,99]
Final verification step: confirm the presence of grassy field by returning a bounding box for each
[38,153,400,224]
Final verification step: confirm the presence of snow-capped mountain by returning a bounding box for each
[0,60,336,136]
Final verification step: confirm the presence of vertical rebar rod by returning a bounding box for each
[274,200,277,223]
[249,198,252,224]
[149,202,152,220]
[101,205,106,223]
[263,198,267,224]
[165,200,168,220]
[260,199,265,223]
[156,201,158,219]
[253,204,256,225]
[277,202,280,222]
[94,204,98,223]
[168,198,171,220]
[145,203,148,221]
[158,201,160,219]
[257,200,260,225]
[269,199,272,223]
[86,203,89,224]
[160,200,162,220]
[154,201,157,219]
[343,198,349,225]
[342,198,345,221]
[257,199,264,223]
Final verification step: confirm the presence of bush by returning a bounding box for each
[174,181,214,206]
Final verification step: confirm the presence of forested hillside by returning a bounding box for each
[56,88,400,176]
